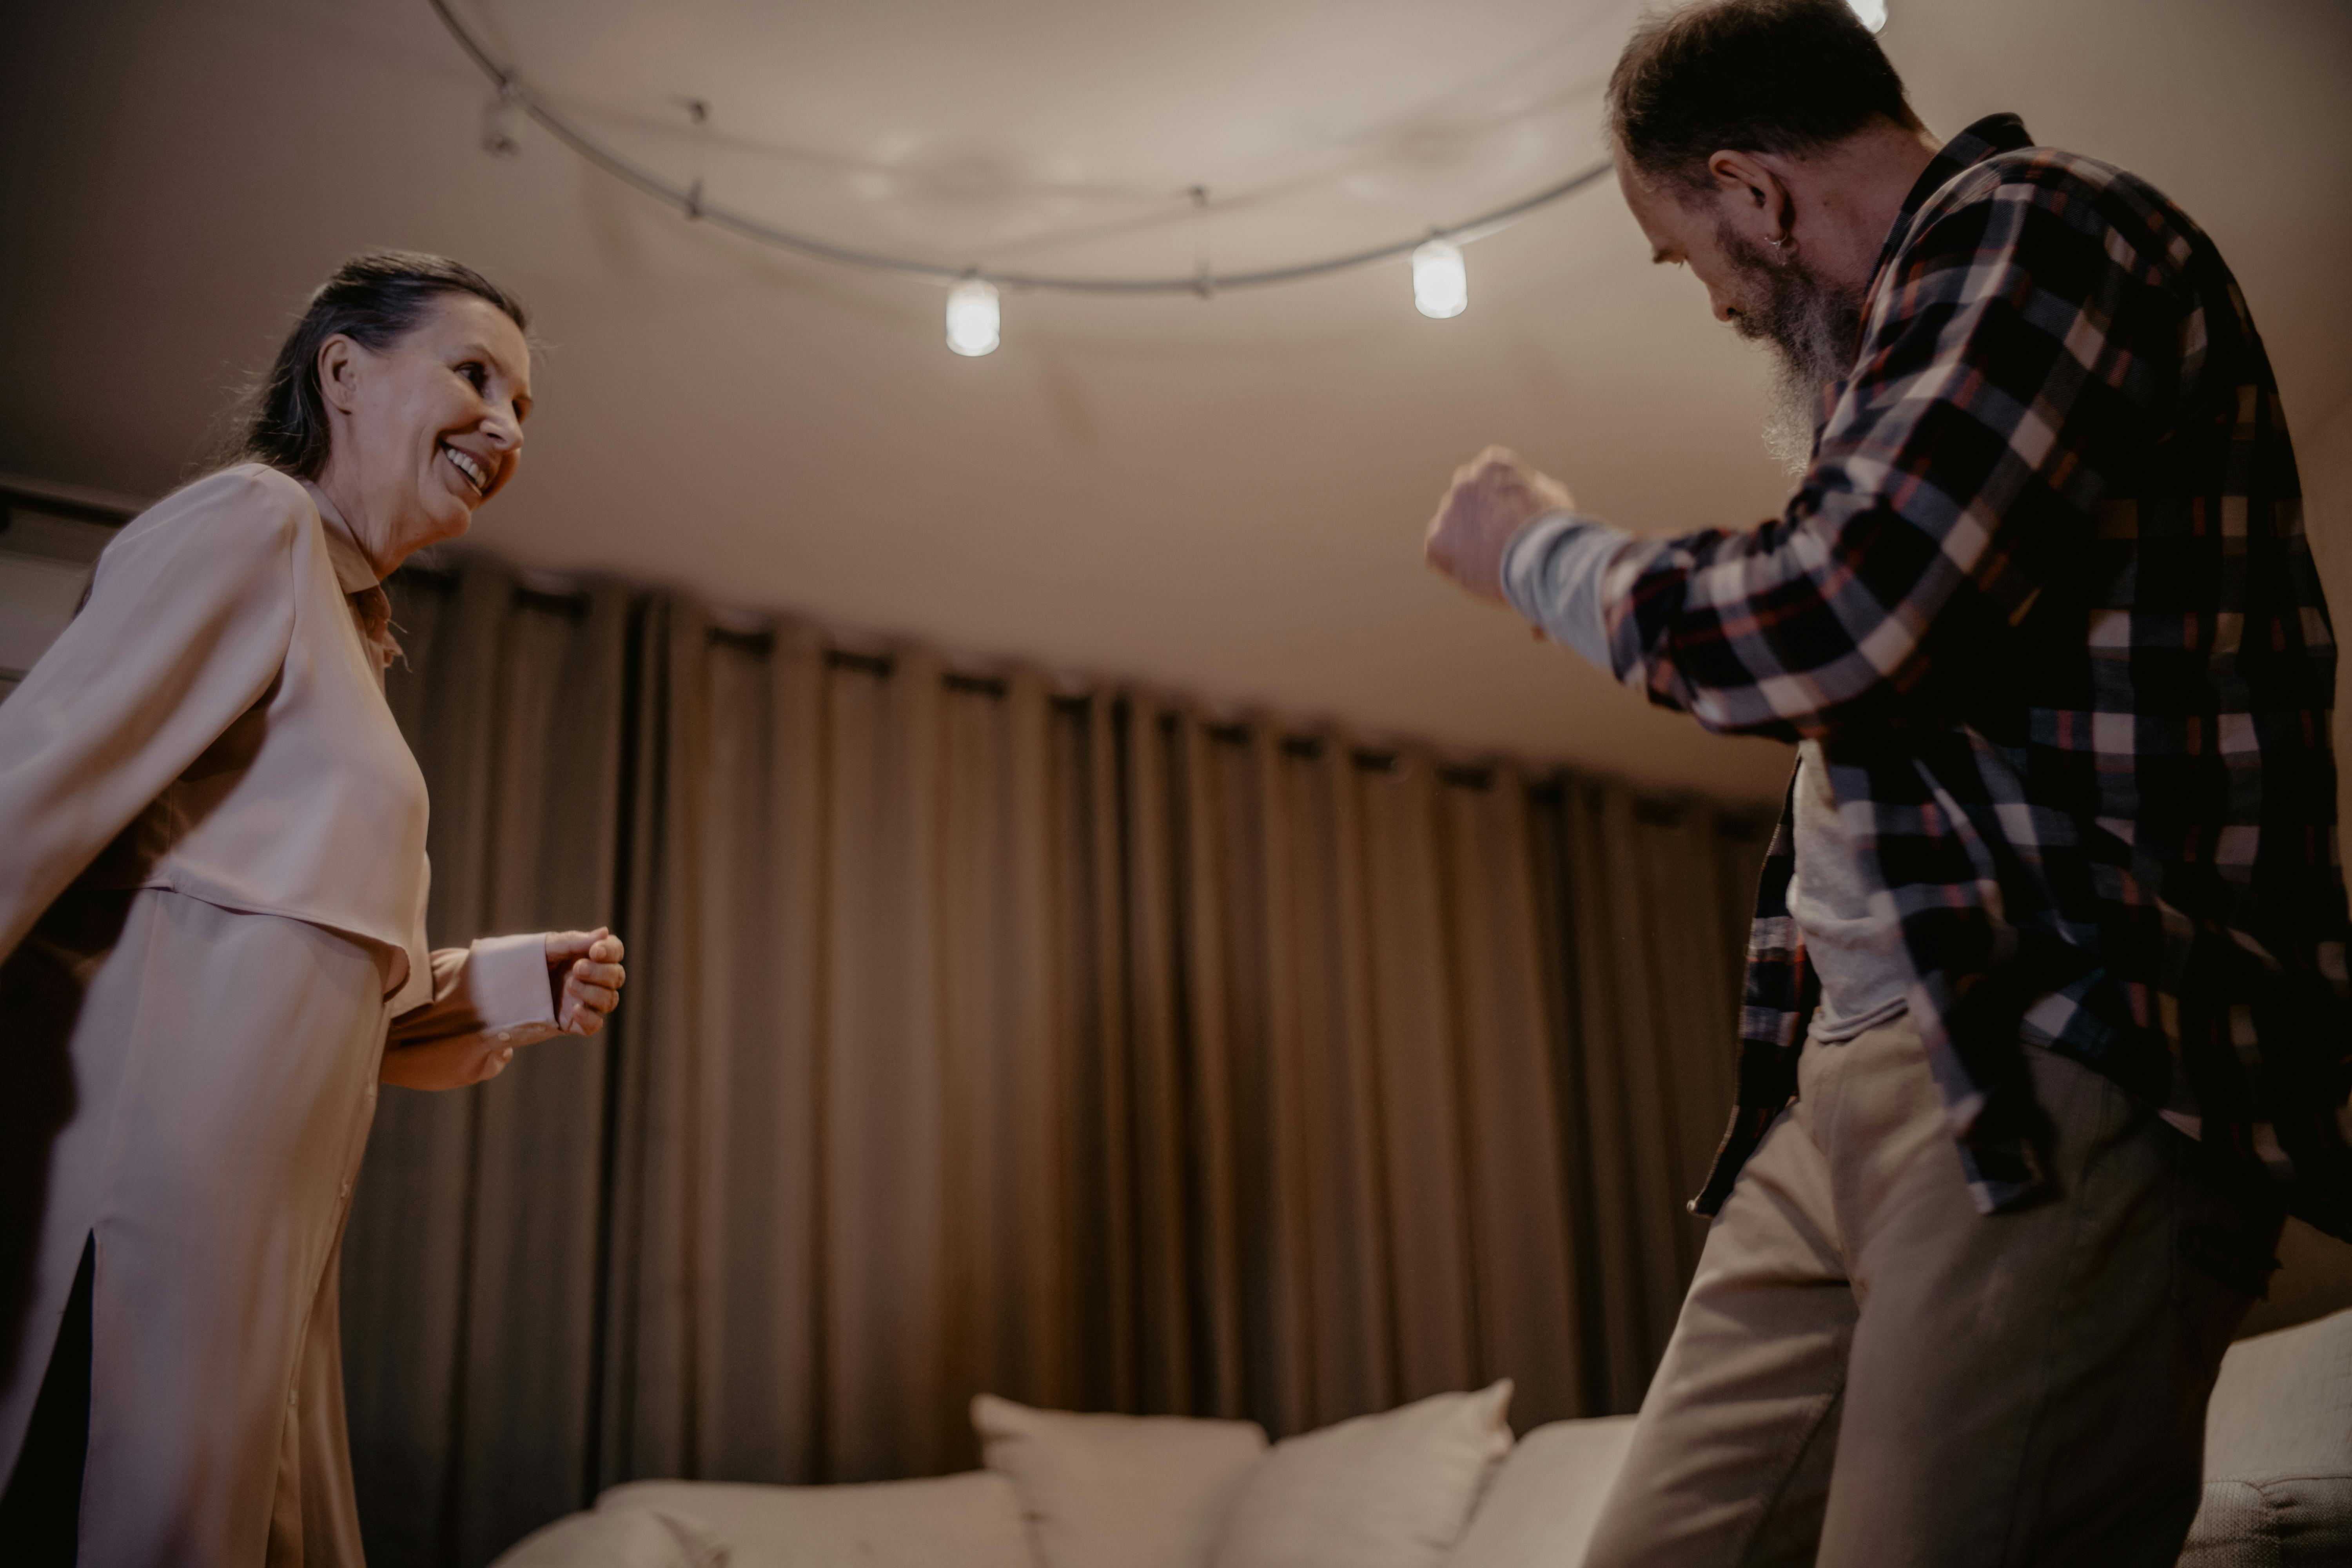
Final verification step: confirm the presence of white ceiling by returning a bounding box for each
[4,0,2348,802]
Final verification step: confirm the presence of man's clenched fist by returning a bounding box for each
[1424,446,1575,604]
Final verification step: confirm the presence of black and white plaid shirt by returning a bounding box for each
[1508,115,2350,1236]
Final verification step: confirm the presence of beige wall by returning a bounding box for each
[2238,394,2352,1338]
[2303,397,2352,843]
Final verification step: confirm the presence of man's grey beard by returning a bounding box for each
[1717,221,1864,478]
[1760,351,1824,480]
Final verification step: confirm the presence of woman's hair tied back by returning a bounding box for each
[228,250,528,478]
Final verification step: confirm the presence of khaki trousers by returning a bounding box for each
[1583,1014,2281,1568]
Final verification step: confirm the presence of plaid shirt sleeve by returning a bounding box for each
[1595,154,2161,739]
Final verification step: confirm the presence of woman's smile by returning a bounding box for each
[440,440,491,495]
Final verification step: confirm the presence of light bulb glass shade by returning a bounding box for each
[1847,0,1887,31]
[1412,240,1468,319]
[946,278,1000,356]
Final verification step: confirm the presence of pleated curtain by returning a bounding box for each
[340,557,1774,1568]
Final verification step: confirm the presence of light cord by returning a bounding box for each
[426,0,1614,296]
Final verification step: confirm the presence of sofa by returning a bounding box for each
[494,1308,2351,1568]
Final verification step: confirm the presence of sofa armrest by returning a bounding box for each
[491,1504,729,1567]
[2180,1308,2352,1566]
[598,1474,1034,1568]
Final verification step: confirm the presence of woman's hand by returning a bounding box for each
[377,929,629,1090]
[546,927,626,1035]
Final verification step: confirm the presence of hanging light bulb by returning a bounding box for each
[1412,240,1468,319]
[1847,0,1888,32]
[946,278,1000,357]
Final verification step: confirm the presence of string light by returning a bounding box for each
[946,278,1001,357]
[1847,0,1888,32]
[427,0,1617,357]
[1411,240,1468,319]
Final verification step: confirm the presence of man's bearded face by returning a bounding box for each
[1715,219,1866,477]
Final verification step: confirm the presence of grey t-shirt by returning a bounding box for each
[1786,740,1909,1042]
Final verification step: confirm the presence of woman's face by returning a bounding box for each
[316,292,532,572]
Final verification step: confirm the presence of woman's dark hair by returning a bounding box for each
[1608,0,1916,193]
[229,250,528,477]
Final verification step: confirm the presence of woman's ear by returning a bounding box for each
[317,333,363,415]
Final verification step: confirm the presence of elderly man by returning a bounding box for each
[1424,2,2350,1564]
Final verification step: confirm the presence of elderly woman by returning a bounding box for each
[0,252,625,1564]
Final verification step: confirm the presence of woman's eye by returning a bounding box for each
[457,362,488,392]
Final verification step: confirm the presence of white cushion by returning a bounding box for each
[975,1394,1268,1568]
[2181,1308,2352,1566]
[1210,1382,1515,1568]
[598,1474,1033,1568]
[1443,1416,1636,1568]
[491,1504,730,1568]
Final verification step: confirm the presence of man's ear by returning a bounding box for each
[317,333,363,415]
[1706,149,1793,245]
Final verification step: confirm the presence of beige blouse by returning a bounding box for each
[0,462,549,1029]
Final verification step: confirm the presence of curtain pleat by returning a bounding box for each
[1357,761,1481,1403]
[1282,741,1394,1427]
[1440,771,1584,1428]
[349,564,1775,1566]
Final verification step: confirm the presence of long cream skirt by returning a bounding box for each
[0,886,387,1566]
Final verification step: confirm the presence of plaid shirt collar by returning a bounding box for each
[1869,114,2033,295]
[1809,114,2036,438]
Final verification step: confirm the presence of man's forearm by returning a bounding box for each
[1500,511,1636,671]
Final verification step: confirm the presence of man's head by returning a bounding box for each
[1607,0,1931,471]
